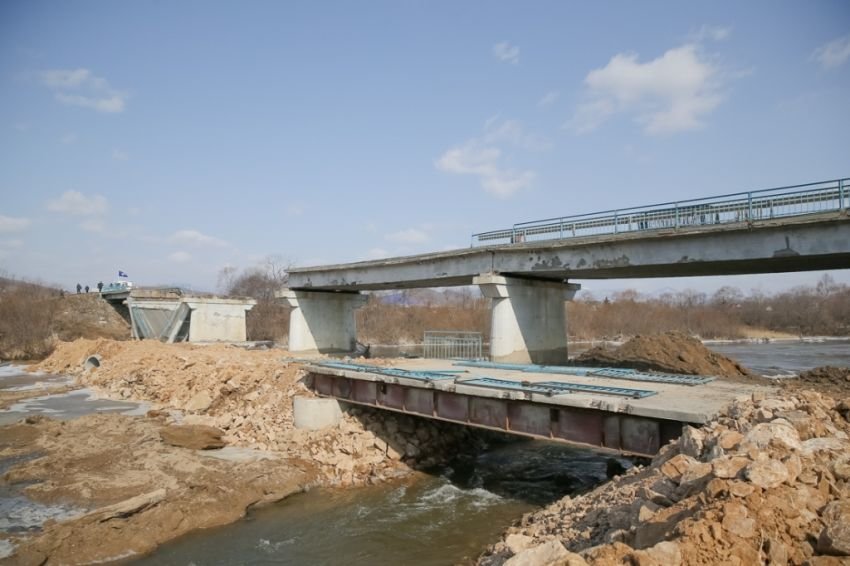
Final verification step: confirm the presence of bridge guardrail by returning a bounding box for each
[471,177,849,246]
[423,331,484,361]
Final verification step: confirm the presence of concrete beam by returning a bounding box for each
[474,274,580,365]
[277,289,368,354]
[284,214,850,290]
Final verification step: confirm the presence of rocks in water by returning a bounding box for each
[160,425,226,450]
[503,540,572,566]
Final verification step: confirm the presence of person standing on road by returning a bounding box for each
[76,283,82,294]
[97,281,103,293]
[84,285,89,293]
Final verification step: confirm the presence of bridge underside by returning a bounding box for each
[304,360,774,457]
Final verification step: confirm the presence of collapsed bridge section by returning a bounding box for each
[303,359,773,457]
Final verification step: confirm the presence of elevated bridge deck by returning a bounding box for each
[303,359,773,457]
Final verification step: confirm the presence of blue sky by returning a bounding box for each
[1,1,849,295]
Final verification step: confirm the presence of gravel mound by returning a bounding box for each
[479,389,850,565]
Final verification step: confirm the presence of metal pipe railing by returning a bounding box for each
[471,177,849,246]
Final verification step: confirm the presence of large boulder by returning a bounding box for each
[818,501,850,556]
[160,424,226,450]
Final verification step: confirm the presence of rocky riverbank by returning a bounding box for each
[0,339,478,563]
[477,388,850,565]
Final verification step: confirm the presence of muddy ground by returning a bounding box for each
[0,340,475,564]
[1,414,311,565]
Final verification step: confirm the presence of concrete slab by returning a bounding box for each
[304,358,775,425]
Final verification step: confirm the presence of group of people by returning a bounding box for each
[75,281,104,294]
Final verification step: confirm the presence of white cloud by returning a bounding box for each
[690,25,732,42]
[41,69,95,89]
[493,41,520,64]
[569,44,725,135]
[812,34,850,69]
[286,204,304,217]
[168,251,192,263]
[40,68,127,113]
[60,132,77,144]
[435,118,540,198]
[47,190,108,216]
[170,229,229,248]
[538,90,560,108]
[385,228,429,244]
[111,149,129,161]
[0,215,31,233]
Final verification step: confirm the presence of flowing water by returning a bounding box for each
[131,441,620,566]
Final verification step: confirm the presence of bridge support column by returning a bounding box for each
[474,274,580,365]
[277,289,368,354]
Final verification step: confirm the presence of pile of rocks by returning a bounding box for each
[35,339,476,488]
[479,390,850,566]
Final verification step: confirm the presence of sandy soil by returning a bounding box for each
[1,339,473,564]
[1,414,311,565]
[575,332,754,378]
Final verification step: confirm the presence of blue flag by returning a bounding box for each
[118,270,128,278]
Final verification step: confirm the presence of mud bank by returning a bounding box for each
[1,414,309,565]
[478,388,850,565]
[1,339,479,563]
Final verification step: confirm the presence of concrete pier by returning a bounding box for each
[475,274,580,364]
[277,289,368,354]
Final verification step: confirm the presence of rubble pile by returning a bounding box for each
[479,389,850,566]
[797,366,850,396]
[575,332,753,378]
[34,339,473,487]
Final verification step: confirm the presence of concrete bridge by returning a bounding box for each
[102,288,256,343]
[278,177,849,363]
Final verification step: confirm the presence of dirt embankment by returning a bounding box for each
[575,332,754,378]
[1,339,476,564]
[796,366,850,397]
[51,294,129,342]
[3,414,309,565]
[478,389,850,565]
[32,339,472,485]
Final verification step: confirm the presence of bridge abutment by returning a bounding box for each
[277,289,368,354]
[474,274,580,365]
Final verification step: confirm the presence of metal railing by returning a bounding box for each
[471,177,849,246]
[423,331,484,361]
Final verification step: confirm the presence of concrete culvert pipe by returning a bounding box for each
[84,355,101,371]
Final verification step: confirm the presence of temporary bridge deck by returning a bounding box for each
[303,359,773,457]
